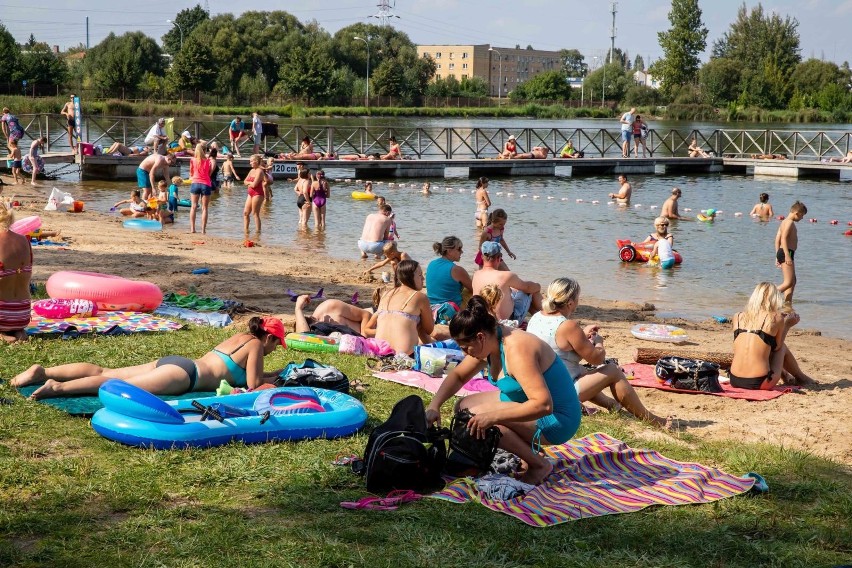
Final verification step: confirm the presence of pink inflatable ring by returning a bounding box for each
[10,215,41,236]
[46,271,163,312]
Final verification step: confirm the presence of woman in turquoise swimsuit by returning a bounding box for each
[426,296,582,485]
[13,317,287,399]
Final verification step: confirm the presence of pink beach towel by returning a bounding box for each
[431,432,756,527]
[371,369,497,397]
[623,363,799,401]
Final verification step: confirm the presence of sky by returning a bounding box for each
[2,0,850,65]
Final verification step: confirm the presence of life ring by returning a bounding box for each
[177,198,191,208]
[351,191,376,200]
[46,270,163,312]
[10,215,41,236]
[616,240,683,264]
[631,323,689,343]
[284,332,340,353]
[123,219,162,231]
[696,214,714,222]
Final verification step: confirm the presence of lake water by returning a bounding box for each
[52,165,852,339]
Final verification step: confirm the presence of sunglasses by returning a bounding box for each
[657,223,669,226]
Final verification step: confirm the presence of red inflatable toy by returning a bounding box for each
[616,240,684,264]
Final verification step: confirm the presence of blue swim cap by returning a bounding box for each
[706,208,717,215]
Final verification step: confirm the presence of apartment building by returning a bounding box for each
[416,44,562,97]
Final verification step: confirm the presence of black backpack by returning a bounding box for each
[354,395,449,494]
[275,359,350,394]
[444,409,502,477]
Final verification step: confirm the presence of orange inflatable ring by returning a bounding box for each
[46,271,163,312]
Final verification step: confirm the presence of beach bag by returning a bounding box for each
[655,356,723,393]
[275,358,350,393]
[444,409,502,477]
[413,345,465,377]
[354,395,448,493]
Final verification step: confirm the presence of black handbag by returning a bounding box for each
[655,356,723,393]
[444,409,502,477]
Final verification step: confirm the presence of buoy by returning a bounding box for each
[561,198,569,201]
[830,220,838,225]
[496,192,503,196]
[398,183,406,188]
[717,211,724,215]
[734,212,743,217]
[809,218,818,223]
[607,201,615,205]
[532,195,540,199]
[845,230,852,236]
[388,182,395,187]
[355,179,362,183]
[547,196,555,200]
[576,198,583,203]
[848,221,852,226]
[777,215,785,220]
[459,189,466,193]
[649,205,658,209]
[634,204,643,208]
[591,200,600,204]
[683,208,692,212]
[344,178,352,182]
[519,194,527,198]
[507,192,515,197]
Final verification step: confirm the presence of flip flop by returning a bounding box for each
[340,490,422,511]
[100,324,130,337]
[350,292,359,305]
[60,325,81,340]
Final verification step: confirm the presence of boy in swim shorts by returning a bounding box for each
[775,201,806,306]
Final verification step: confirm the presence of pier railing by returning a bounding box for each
[17,114,852,161]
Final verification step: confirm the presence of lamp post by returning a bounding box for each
[166,19,183,50]
[488,47,502,103]
[354,36,370,109]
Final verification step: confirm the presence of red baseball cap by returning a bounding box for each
[261,317,286,345]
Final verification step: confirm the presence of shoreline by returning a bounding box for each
[4,180,852,465]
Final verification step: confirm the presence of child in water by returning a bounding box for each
[421,182,431,195]
[775,201,807,306]
[114,190,148,218]
[221,154,240,188]
[750,193,774,219]
[474,208,515,270]
[167,176,181,213]
[156,181,174,224]
[8,139,24,184]
[644,217,675,268]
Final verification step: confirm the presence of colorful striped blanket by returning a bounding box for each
[25,311,183,335]
[432,432,756,527]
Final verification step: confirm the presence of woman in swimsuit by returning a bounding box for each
[474,177,491,228]
[499,136,518,159]
[311,169,330,229]
[243,154,266,233]
[729,282,815,390]
[526,278,672,428]
[12,317,287,399]
[0,204,33,343]
[749,193,774,219]
[364,260,434,355]
[425,296,582,485]
[380,136,402,160]
[293,169,312,228]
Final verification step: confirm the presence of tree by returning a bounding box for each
[634,54,645,72]
[712,3,801,76]
[510,71,573,102]
[559,49,587,77]
[275,40,340,104]
[651,0,708,98]
[166,36,217,101]
[790,59,843,96]
[699,57,743,105]
[582,62,630,103]
[17,40,68,87]
[162,5,210,56]
[83,32,164,96]
[0,23,22,86]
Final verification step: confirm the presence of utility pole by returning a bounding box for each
[86,16,89,49]
[609,2,617,64]
[372,0,400,26]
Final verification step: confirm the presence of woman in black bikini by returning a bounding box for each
[729,282,814,389]
[12,317,287,399]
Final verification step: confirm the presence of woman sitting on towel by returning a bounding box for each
[526,277,671,428]
[0,204,33,343]
[729,282,815,389]
[363,259,434,355]
[425,296,582,485]
[12,317,287,399]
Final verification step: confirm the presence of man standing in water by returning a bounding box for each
[608,175,632,205]
[60,95,76,152]
[137,153,175,200]
[660,187,689,220]
[358,204,393,259]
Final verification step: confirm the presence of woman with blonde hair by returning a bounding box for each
[526,277,671,428]
[0,204,33,342]
[729,282,814,389]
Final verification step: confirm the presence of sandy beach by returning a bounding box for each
[5,180,851,466]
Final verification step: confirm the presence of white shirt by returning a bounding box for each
[252,115,263,136]
[145,123,165,143]
[657,237,674,262]
[620,112,634,132]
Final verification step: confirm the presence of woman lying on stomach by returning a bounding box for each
[12,317,286,399]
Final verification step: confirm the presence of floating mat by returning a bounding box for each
[623,363,798,401]
[432,432,756,527]
[371,369,497,397]
[25,311,183,336]
[15,385,214,417]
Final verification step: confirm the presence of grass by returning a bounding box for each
[1,327,850,567]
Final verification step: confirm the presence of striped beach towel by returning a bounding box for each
[432,432,756,527]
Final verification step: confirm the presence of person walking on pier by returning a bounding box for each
[619,107,635,158]
[60,95,77,152]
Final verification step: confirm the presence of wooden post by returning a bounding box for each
[633,347,734,369]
